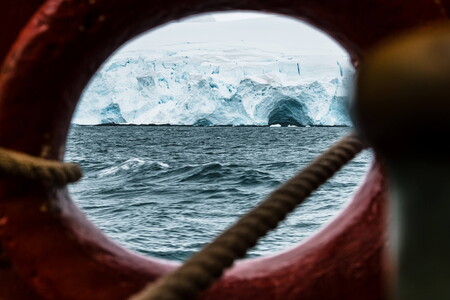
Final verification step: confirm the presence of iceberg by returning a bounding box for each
[74,45,354,126]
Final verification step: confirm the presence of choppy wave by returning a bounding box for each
[67,126,371,261]
[97,158,170,177]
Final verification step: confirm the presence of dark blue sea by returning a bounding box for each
[66,126,372,261]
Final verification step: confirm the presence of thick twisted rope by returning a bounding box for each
[130,133,368,300]
[0,147,82,186]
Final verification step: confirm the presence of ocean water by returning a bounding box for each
[66,126,372,261]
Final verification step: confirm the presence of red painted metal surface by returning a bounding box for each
[0,0,447,299]
[0,0,46,64]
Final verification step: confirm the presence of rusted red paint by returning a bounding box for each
[0,0,446,299]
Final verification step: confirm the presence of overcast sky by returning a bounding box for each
[117,12,347,56]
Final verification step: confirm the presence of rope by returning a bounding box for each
[0,147,82,186]
[130,133,368,300]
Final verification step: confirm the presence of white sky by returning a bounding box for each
[117,12,347,55]
[212,12,268,22]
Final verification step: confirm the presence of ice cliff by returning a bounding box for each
[74,46,354,126]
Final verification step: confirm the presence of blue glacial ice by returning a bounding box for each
[100,102,127,124]
[74,46,354,126]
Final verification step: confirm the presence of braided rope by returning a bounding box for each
[130,133,368,300]
[0,147,82,186]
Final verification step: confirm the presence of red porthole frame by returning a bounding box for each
[0,0,447,299]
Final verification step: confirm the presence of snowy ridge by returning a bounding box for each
[74,46,354,126]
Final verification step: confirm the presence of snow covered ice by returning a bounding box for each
[73,14,354,126]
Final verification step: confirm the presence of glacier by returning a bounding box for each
[74,45,354,126]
